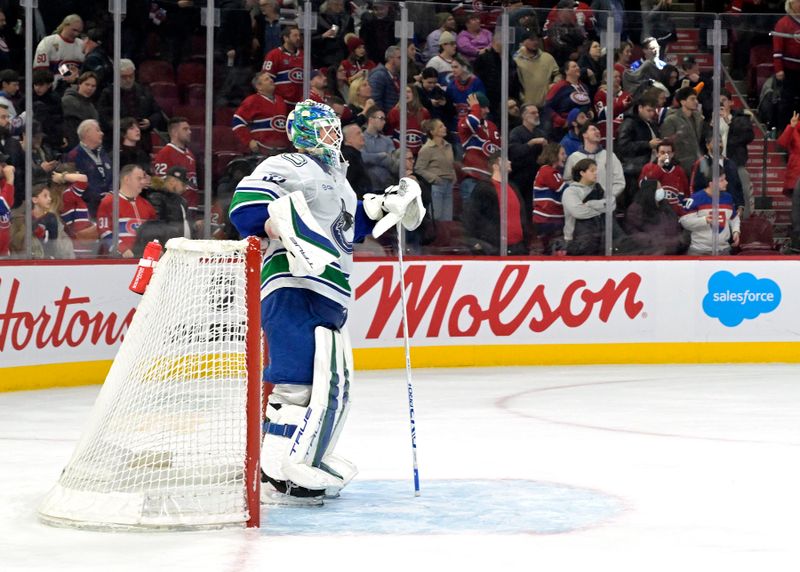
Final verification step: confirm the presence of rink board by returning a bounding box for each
[2,256,799,391]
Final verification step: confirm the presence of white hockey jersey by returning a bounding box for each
[229,153,361,308]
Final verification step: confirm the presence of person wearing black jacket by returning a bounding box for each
[32,69,65,152]
[721,91,755,217]
[341,123,372,199]
[137,165,193,256]
[616,93,661,206]
[509,104,548,236]
[473,35,521,123]
[416,67,456,131]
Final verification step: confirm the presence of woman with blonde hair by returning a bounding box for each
[347,75,376,127]
[415,118,455,221]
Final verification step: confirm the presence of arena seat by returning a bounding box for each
[149,81,179,116]
[138,60,174,85]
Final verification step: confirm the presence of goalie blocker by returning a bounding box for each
[261,326,357,505]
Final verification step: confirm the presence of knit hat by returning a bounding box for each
[439,31,456,46]
[566,107,582,125]
[476,92,490,108]
[345,34,363,53]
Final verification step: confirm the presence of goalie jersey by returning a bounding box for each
[229,152,372,308]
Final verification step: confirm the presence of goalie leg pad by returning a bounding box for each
[282,326,356,493]
[261,327,357,495]
[266,191,340,277]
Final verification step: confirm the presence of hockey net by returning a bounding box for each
[38,238,262,530]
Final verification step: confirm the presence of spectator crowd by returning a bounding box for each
[0,0,794,259]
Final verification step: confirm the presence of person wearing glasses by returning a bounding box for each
[361,107,397,190]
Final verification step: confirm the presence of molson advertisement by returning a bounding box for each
[1,258,799,391]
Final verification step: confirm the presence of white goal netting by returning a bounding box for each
[38,238,261,530]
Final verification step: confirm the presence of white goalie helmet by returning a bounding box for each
[286,99,343,167]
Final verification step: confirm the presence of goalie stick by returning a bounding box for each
[396,222,421,496]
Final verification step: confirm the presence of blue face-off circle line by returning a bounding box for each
[259,479,625,536]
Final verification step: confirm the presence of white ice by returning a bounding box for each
[2,363,800,572]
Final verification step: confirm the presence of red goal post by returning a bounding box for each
[38,237,263,530]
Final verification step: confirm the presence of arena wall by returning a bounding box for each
[2,257,799,392]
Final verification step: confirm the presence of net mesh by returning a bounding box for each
[38,239,256,530]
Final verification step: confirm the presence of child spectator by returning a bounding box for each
[533,143,567,252]
[54,168,99,257]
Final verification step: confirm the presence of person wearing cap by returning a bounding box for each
[368,45,401,114]
[142,166,193,239]
[0,151,13,257]
[456,13,493,65]
[423,12,457,62]
[341,34,375,84]
[427,31,458,85]
[679,171,740,256]
[514,31,561,109]
[559,108,588,157]
[232,71,289,155]
[677,55,701,91]
[660,86,704,175]
[458,91,500,205]
[309,69,328,104]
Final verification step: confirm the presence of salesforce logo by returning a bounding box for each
[702,271,781,327]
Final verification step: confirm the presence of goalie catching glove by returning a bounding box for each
[364,177,426,238]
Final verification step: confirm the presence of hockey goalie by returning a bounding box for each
[228,99,424,505]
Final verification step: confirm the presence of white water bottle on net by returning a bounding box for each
[38,238,263,530]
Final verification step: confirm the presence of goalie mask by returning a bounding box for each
[286,99,343,167]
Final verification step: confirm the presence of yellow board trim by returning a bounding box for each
[4,342,800,392]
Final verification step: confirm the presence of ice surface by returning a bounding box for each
[2,364,800,571]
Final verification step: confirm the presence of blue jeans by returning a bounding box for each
[431,180,453,221]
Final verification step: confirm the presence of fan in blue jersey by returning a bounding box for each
[228,100,425,505]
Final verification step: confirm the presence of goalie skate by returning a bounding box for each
[260,471,324,507]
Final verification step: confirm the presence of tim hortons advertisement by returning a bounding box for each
[1,259,800,371]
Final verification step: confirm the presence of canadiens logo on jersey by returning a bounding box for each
[482,141,499,155]
[289,68,304,83]
[570,91,591,106]
[330,199,354,255]
[273,115,287,130]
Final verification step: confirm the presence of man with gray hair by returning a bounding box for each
[97,58,164,151]
[63,119,113,216]
[368,45,401,113]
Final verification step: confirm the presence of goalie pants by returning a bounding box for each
[261,288,348,384]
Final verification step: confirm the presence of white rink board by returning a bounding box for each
[0,258,798,372]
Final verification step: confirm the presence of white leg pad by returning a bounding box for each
[263,327,357,494]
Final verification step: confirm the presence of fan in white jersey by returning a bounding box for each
[228,100,425,504]
[33,14,86,77]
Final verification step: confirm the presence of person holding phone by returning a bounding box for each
[312,0,352,68]
[33,14,86,76]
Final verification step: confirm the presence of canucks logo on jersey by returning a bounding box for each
[331,199,354,255]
